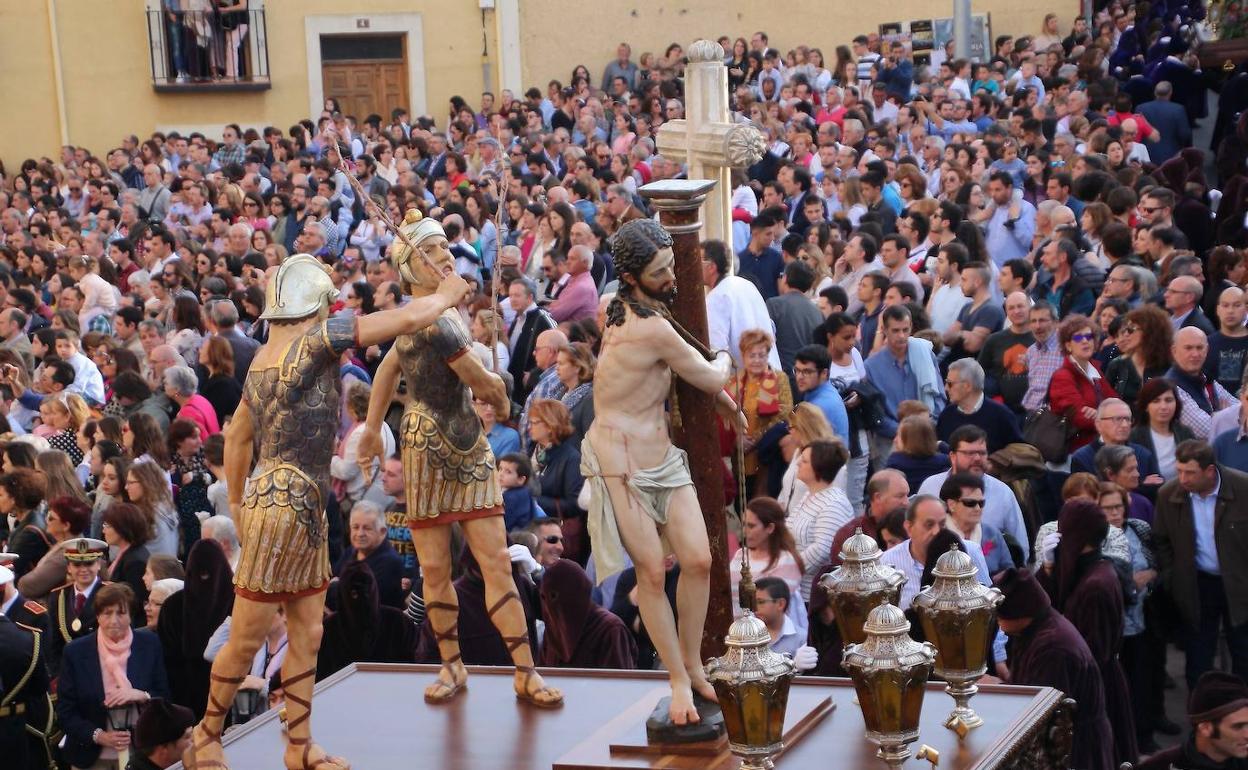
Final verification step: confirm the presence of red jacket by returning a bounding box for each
[1047,357,1118,451]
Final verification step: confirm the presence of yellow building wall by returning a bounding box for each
[1,0,1077,168]
[0,0,493,165]
[517,1,1075,90]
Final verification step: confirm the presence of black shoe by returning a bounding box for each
[1154,717,1182,735]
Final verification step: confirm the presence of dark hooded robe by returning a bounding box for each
[1042,500,1138,767]
[156,539,233,718]
[997,568,1115,770]
[317,560,414,680]
[414,550,539,666]
[539,559,636,669]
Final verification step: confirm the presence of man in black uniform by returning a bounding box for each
[45,538,107,679]
[0,553,50,638]
[0,591,54,769]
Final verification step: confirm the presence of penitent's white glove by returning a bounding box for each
[792,645,818,672]
[1041,531,1062,566]
[508,543,540,575]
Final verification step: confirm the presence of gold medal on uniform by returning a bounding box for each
[71,618,82,633]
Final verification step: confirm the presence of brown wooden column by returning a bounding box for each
[638,179,731,660]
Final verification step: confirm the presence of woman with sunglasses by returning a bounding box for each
[1105,305,1171,406]
[1048,314,1120,452]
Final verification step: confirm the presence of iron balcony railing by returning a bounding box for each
[146,6,271,89]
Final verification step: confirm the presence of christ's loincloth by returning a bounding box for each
[580,439,693,583]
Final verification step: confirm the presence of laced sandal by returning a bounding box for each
[285,736,351,770]
[424,601,467,704]
[487,592,563,709]
[281,668,350,770]
[514,664,564,709]
[183,672,244,769]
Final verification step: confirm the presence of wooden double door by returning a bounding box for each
[320,34,408,119]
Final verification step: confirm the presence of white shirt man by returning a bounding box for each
[703,246,781,370]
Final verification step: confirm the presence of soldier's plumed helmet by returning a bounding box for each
[260,253,339,321]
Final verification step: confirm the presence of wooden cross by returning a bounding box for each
[656,39,766,251]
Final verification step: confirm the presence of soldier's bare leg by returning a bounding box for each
[410,525,467,702]
[462,516,562,706]
[282,589,349,770]
[185,596,279,770]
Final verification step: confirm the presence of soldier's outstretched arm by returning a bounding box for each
[224,399,255,519]
[355,272,470,349]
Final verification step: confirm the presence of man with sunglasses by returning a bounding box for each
[528,519,565,569]
[918,424,1028,553]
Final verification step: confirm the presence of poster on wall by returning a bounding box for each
[879,22,905,43]
[932,14,991,62]
[910,19,935,51]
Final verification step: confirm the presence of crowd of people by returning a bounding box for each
[2,0,1248,768]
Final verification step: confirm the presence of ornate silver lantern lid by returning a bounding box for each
[845,601,937,670]
[840,527,883,563]
[724,612,772,649]
[913,544,1004,614]
[930,544,977,580]
[707,611,796,685]
[821,529,906,596]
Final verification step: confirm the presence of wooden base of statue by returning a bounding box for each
[1198,38,1248,75]
[170,664,1075,770]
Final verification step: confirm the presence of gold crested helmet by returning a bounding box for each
[390,209,447,287]
[260,253,340,321]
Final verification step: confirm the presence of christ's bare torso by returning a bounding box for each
[587,307,721,474]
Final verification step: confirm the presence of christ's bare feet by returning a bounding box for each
[669,684,701,726]
[689,673,718,704]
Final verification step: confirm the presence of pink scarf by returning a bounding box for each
[97,627,133,701]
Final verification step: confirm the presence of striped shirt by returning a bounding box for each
[788,485,854,602]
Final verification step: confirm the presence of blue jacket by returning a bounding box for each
[877,59,914,101]
[57,629,170,769]
[800,381,850,445]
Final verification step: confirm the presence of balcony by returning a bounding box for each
[145,3,270,92]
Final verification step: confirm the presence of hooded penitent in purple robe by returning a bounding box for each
[539,559,636,669]
[997,568,1116,770]
[1044,501,1138,767]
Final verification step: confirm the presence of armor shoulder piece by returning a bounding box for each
[430,310,471,361]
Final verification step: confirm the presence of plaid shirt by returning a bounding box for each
[212,142,246,168]
[1022,335,1065,411]
[1175,380,1236,440]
